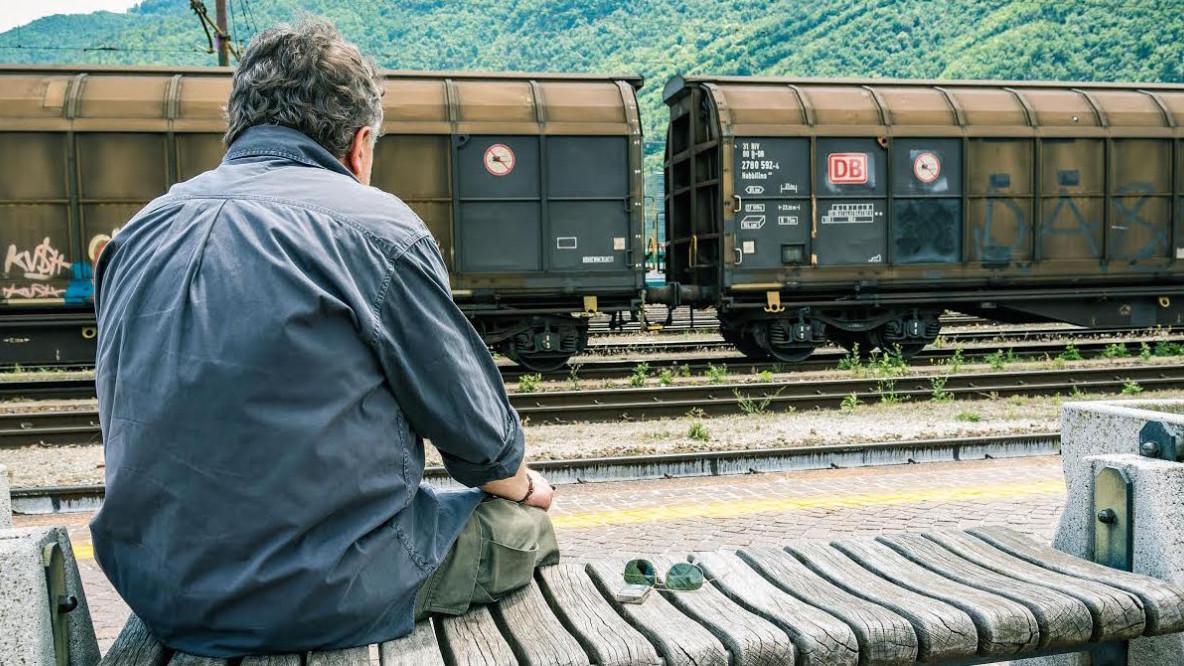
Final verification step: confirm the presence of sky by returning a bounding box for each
[0,1,141,34]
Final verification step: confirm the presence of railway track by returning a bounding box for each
[3,334,1175,402]
[8,431,1060,514]
[3,364,1180,443]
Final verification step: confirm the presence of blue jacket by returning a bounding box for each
[90,125,524,656]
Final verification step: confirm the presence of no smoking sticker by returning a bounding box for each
[913,152,941,183]
[483,144,515,176]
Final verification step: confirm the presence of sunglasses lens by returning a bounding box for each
[623,559,656,586]
[666,562,705,591]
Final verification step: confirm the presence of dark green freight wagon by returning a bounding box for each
[658,76,1184,363]
[0,66,646,371]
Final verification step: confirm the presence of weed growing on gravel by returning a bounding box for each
[657,369,674,386]
[1059,343,1083,362]
[705,363,728,384]
[840,392,862,411]
[877,378,902,405]
[837,345,863,371]
[1122,380,1144,396]
[985,350,1007,370]
[942,346,966,374]
[735,388,780,415]
[1103,343,1130,359]
[874,348,908,378]
[930,376,954,403]
[757,370,774,383]
[955,411,982,423]
[566,365,582,390]
[1154,340,1184,357]
[629,362,650,388]
[1070,385,1087,399]
[1140,342,1153,361]
[678,364,692,378]
[932,335,947,349]
[519,374,542,393]
[686,407,707,419]
[688,422,710,442]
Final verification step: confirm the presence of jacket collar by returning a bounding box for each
[223,125,358,182]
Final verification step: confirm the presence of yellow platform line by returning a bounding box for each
[65,479,1065,561]
[550,478,1066,530]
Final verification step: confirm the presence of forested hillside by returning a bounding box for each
[3,0,1182,157]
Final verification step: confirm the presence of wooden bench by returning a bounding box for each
[99,527,1184,666]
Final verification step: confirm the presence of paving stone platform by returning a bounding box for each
[11,456,1067,657]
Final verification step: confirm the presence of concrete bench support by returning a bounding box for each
[1021,400,1184,666]
[2,463,12,528]
[0,525,101,666]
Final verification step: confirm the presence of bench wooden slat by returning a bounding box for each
[99,614,169,666]
[585,559,729,666]
[833,538,1040,657]
[379,620,446,666]
[167,654,227,666]
[740,547,918,666]
[879,534,1094,650]
[305,646,370,665]
[692,550,859,666]
[925,530,1147,643]
[491,579,590,666]
[970,526,1184,636]
[240,656,299,666]
[786,542,979,663]
[649,554,797,666]
[536,564,662,666]
[437,605,519,666]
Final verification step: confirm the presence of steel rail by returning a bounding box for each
[3,364,1181,443]
[9,431,1061,514]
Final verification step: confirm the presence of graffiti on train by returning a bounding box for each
[2,236,95,305]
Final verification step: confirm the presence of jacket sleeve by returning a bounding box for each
[370,235,524,488]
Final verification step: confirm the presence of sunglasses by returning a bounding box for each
[622,558,705,591]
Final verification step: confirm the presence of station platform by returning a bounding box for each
[12,455,1066,656]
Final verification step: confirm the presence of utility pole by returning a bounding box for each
[214,0,230,66]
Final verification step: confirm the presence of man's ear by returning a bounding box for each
[343,126,372,179]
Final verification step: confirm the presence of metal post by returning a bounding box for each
[214,0,230,66]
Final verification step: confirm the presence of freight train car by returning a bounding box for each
[658,76,1184,362]
[0,65,645,371]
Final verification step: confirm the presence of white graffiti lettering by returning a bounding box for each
[5,237,72,280]
[2,283,67,300]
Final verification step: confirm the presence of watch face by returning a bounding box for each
[913,152,941,183]
[483,143,516,177]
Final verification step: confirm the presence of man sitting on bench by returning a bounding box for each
[90,17,558,658]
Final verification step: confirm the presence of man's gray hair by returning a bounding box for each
[224,17,384,157]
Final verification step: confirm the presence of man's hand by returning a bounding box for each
[522,468,554,511]
[480,463,555,512]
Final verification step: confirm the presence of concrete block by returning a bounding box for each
[0,464,11,529]
[1027,399,1184,666]
[0,526,100,666]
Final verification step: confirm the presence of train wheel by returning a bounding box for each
[721,324,770,360]
[508,351,574,373]
[763,344,816,363]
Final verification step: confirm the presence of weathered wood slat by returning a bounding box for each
[536,564,662,666]
[786,542,979,663]
[740,547,917,666]
[240,656,300,666]
[98,615,169,666]
[379,620,446,666]
[305,646,370,665]
[878,534,1093,651]
[491,579,590,666]
[649,554,797,666]
[437,605,519,666]
[925,530,1146,643]
[970,526,1184,636]
[833,538,1040,657]
[691,550,859,666]
[584,560,729,666]
[166,654,228,666]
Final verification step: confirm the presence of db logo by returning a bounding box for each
[828,153,868,185]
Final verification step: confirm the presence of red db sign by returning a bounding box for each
[828,153,868,185]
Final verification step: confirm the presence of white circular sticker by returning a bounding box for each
[913,152,941,183]
[483,144,515,177]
